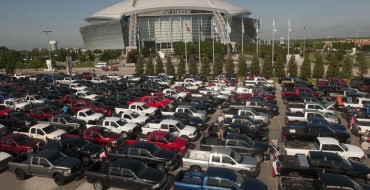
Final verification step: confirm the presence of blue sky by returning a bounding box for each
[0,0,369,50]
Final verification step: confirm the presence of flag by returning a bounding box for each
[212,20,219,33]
[273,19,276,32]
[288,19,291,33]
[137,27,140,42]
[242,20,244,34]
[226,21,231,34]
[255,19,258,33]
[185,23,191,34]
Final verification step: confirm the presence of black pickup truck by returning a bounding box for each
[209,123,269,142]
[200,134,269,163]
[106,141,181,173]
[281,123,351,143]
[0,112,37,130]
[40,137,104,166]
[85,158,170,190]
[274,151,370,184]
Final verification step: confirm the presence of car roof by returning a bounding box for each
[316,137,339,144]
[104,117,121,122]
[34,149,60,158]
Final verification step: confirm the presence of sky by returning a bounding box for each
[0,0,369,50]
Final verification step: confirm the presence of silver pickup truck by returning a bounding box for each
[182,147,260,177]
[8,149,83,186]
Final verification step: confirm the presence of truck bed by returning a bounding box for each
[86,161,110,174]
[174,170,203,186]
[286,112,304,117]
[284,140,316,150]
[183,150,210,161]
[278,155,310,168]
[278,176,318,190]
[200,137,224,146]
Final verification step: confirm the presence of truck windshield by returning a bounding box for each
[339,143,349,151]
[85,110,95,116]
[165,133,177,142]
[16,136,33,145]
[48,151,68,164]
[116,119,127,126]
[230,150,242,163]
[234,170,245,187]
[44,125,58,134]
[142,104,150,109]
[175,122,185,130]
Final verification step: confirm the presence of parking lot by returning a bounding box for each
[0,67,369,190]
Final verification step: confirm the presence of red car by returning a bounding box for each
[102,65,119,71]
[54,94,87,105]
[0,133,44,156]
[0,105,13,116]
[126,130,189,155]
[29,107,60,121]
[70,101,113,116]
[173,86,194,94]
[81,72,96,80]
[66,126,124,147]
[128,96,173,109]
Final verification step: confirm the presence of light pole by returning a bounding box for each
[43,30,55,83]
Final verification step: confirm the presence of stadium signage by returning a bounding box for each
[159,10,191,15]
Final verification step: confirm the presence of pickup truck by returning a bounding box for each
[68,83,88,91]
[175,78,204,87]
[174,167,267,190]
[352,118,370,135]
[182,147,260,178]
[0,133,43,156]
[200,134,269,162]
[283,137,365,161]
[75,90,100,101]
[281,123,351,143]
[285,110,340,124]
[307,117,347,131]
[53,94,87,105]
[8,149,83,185]
[107,141,181,172]
[0,112,37,130]
[128,96,173,110]
[162,88,190,102]
[229,99,279,118]
[142,119,198,141]
[343,97,370,109]
[101,117,138,136]
[177,100,213,114]
[16,124,67,142]
[55,77,76,85]
[162,105,207,120]
[84,158,169,190]
[287,101,336,115]
[118,110,149,125]
[70,101,113,116]
[115,102,159,118]
[40,137,104,166]
[24,94,47,106]
[76,109,105,125]
[225,108,270,125]
[274,151,370,184]
[0,151,12,171]
[2,98,32,112]
[50,114,86,134]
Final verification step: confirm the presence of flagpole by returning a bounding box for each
[272,19,275,69]
[242,19,244,55]
[288,19,290,62]
[303,26,306,58]
[198,18,201,67]
[255,20,258,59]
[185,41,188,73]
[213,31,215,65]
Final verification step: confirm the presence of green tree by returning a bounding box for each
[141,47,150,58]
[145,55,154,75]
[165,56,175,76]
[336,48,345,61]
[225,55,234,75]
[86,50,95,61]
[357,53,369,77]
[339,56,353,79]
[135,54,144,74]
[261,54,273,78]
[188,55,198,75]
[201,54,211,76]
[237,55,247,77]
[300,54,312,79]
[177,56,186,76]
[274,54,285,78]
[326,54,340,77]
[127,49,139,63]
[16,61,25,70]
[250,55,260,76]
[155,55,165,74]
[55,49,68,62]
[287,55,297,76]
[213,54,223,75]
[29,59,44,71]
[1,50,21,74]
[312,52,325,78]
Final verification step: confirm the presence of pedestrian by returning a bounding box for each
[62,105,70,114]
[350,115,355,130]
[99,146,113,162]
[271,137,279,151]
[217,113,225,140]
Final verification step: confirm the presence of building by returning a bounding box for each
[80,0,258,51]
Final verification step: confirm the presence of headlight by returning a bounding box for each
[25,121,31,125]
[64,170,71,175]
[250,167,257,172]
[152,183,161,189]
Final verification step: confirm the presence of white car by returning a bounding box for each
[13,74,28,79]
[106,73,122,80]
[24,94,47,105]
[75,91,100,101]
[69,83,88,91]
[91,77,108,84]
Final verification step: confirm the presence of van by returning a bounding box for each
[94,62,107,68]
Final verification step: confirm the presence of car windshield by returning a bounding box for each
[16,136,33,145]
[85,110,95,116]
[44,125,58,134]
[48,151,68,164]
[230,150,243,163]
[99,128,113,138]
[175,122,185,130]
[116,119,127,126]
[339,143,349,151]
[165,132,177,142]
[16,113,30,120]
[130,112,139,118]
[142,104,150,109]
[234,171,245,188]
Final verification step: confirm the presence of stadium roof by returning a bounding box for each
[86,0,250,22]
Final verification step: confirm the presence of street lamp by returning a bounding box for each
[42,30,55,83]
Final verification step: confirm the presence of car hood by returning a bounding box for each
[57,157,82,168]
[123,122,137,129]
[155,149,177,160]
[183,125,197,133]
[350,161,370,176]
[335,130,351,139]
[345,144,365,158]
[242,177,268,190]
[139,167,166,184]
[81,143,104,154]
[240,155,258,166]
[172,137,189,146]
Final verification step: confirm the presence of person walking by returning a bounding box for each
[350,115,355,131]
[217,112,225,141]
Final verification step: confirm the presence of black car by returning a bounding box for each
[0,112,37,130]
[40,137,104,166]
[107,142,181,173]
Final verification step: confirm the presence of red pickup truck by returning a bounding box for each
[53,94,87,105]
[0,133,44,156]
[101,65,119,71]
[0,105,13,116]
[128,96,173,109]
[29,107,60,121]
[70,101,113,116]
[126,130,189,155]
[282,88,322,99]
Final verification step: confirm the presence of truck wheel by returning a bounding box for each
[267,111,274,118]
[156,164,166,172]
[178,97,184,102]
[53,174,66,186]
[239,170,250,177]
[81,156,91,166]
[180,135,190,142]
[121,131,128,138]
[93,180,107,190]
[15,169,27,180]
[253,154,264,163]
[189,165,202,172]
[217,104,222,110]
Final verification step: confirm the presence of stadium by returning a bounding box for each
[80,0,258,51]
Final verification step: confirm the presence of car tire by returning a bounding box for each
[267,111,274,118]
[82,156,91,166]
[253,154,264,163]
[93,180,107,190]
[53,174,66,186]
[178,97,183,102]
[189,165,202,172]
[239,170,250,177]
[15,169,27,180]
[156,164,166,172]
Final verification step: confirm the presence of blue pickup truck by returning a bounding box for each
[174,167,267,190]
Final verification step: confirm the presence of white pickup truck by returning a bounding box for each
[2,98,32,112]
[284,137,365,162]
[343,97,370,109]
[287,101,336,115]
[141,119,198,141]
[77,109,105,126]
[15,124,66,142]
[161,105,207,120]
[162,88,190,102]
[75,90,100,101]
[115,102,159,118]
[118,110,149,125]
[101,117,138,136]
[69,83,88,91]
[175,78,204,87]
[24,95,47,106]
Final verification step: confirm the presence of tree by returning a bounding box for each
[135,54,144,74]
[141,47,150,58]
[145,55,154,75]
[155,55,165,74]
[300,54,312,79]
[336,48,345,61]
[237,54,247,77]
[29,59,44,71]
[201,54,211,76]
[339,56,353,79]
[86,50,95,61]
[261,54,273,78]
[177,56,186,76]
[188,55,198,75]
[326,54,340,77]
[127,49,139,63]
[165,56,175,76]
[312,52,325,78]
[357,53,368,77]
[16,61,25,70]
[250,55,260,76]
[213,54,223,75]
[225,55,234,75]
[274,54,285,78]
[287,55,297,76]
